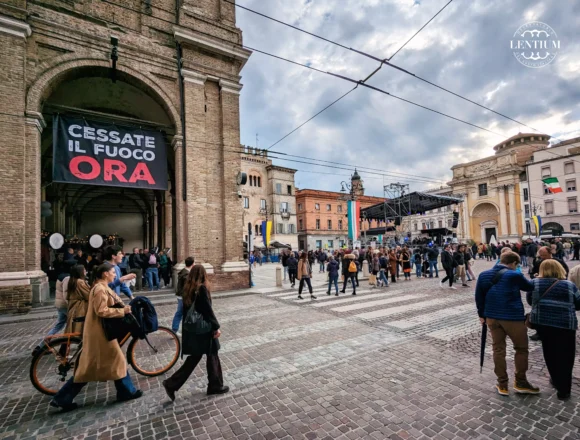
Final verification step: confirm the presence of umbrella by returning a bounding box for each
[480,321,487,373]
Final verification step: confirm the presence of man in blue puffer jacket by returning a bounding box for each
[475,251,538,397]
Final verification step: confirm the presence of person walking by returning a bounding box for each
[477,243,484,260]
[104,246,135,299]
[32,271,70,356]
[281,250,289,282]
[401,249,412,281]
[453,244,468,287]
[527,260,580,400]
[50,263,142,412]
[162,265,229,401]
[64,265,90,335]
[326,256,340,296]
[427,245,439,278]
[573,240,580,261]
[525,239,538,275]
[388,250,398,283]
[297,253,316,300]
[378,252,390,287]
[287,252,298,288]
[159,251,170,288]
[172,256,194,335]
[475,252,538,396]
[413,249,422,278]
[370,253,380,287]
[440,244,456,290]
[145,249,160,291]
[318,250,327,273]
[340,254,357,295]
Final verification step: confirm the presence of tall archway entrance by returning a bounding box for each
[39,66,178,291]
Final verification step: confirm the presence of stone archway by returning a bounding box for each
[471,202,500,217]
[542,222,564,235]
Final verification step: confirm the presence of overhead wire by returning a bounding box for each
[265,0,454,150]
[26,1,579,187]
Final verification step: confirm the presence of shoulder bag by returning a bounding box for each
[525,280,560,329]
[101,291,137,341]
[183,292,213,335]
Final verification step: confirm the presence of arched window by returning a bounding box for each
[413,223,417,231]
[249,176,253,186]
[257,176,261,187]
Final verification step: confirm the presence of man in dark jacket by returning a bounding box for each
[128,247,144,291]
[440,244,455,289]
[427,246,439,278]
[340,255,357,295]
[530,246,569,279]
[453,244,468,287]
[281,250,290,282]
[475,251,538,396]
[326,256,340,296]
[287,253,298,288]
[525,239,538,274]
[318,250,327,273]
[172,256,194,334]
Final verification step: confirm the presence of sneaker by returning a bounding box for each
[31,346,43,357]
[449,286,457,290]
[529,332,541,341]
[335,292,339,296]
[297,295,303,300]
[439,280,444,288]
[462,284,469,287]
[326,291,331,296]
[514,380,540,394]
[117,390,143,403]
[557,392,571,400]
[49,400,79,412]
[496,384,509,396]
[310,295,317,300]
[174,331,182,338]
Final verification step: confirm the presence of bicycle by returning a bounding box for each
[30,317,181,396]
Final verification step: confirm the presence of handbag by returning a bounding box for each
[525,280,559,329]
[183,292,213,335]
[101,293,133,342]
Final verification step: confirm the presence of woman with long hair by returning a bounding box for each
[297,252,316,300]
[50,263,142,412]
[64,265,90,334]
[527,260,580,400]
[401,249,411,281]
[163,265,228,401]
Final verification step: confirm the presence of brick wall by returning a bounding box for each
[0,285,32,314]
[209,270,250,291]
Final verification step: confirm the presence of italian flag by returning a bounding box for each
[543,177,563,193]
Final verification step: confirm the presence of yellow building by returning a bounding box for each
[449,133,549,243]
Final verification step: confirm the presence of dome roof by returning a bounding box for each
[351,169,361,181]
[492,132,550,152]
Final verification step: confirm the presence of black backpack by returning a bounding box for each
[130,296,159,338]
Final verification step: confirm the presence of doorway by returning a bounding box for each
[485,227,497,244]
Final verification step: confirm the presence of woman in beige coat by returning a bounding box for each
[50,263,142,412]
[64,265,90,334]
[297,253,316,300]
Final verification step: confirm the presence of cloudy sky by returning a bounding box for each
[235,0,580,197]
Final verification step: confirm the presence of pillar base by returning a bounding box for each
[0,270,49,314]
[221,261,247,272]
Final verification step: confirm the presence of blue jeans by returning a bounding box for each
[415,263,422,277]
[53,371,136,406]
[378,269,389,286]
[429,260,439,277]
[171,298,183,332]
[283,266,288,280]
[319,262,325,272]
[146,267,159,291]
[327,274,339,293]
[38,308,68,349]
[342,275,356,292]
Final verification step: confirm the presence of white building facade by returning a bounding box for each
[525,137,580,235]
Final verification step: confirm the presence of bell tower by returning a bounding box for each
[351,169,364,197]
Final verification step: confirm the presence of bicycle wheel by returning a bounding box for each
[128,326,180,377]
[30,336,82,396]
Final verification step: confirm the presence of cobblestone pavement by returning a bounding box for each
[2,259,580,439]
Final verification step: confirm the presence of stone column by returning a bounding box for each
[219,79,246,274]
[498,186,509,237]
[507,184,518,236]
[461,193,469,240]
[182,70,211,268]
[164,194,172,251]
[172,136,186,264]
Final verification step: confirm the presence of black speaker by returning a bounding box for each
[452,211,459,228]
[394,217,401,226]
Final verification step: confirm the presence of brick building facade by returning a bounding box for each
[0,0,251,313]
[296,173,385,251]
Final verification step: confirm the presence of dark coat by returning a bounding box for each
[176,267,189,297]
[441,250,454,269]
[182,285,220,356]
[287,256,298,272]
[531,257,569,279]
[327,260,339,277]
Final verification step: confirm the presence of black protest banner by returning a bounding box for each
[52,115,168,190]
